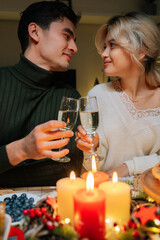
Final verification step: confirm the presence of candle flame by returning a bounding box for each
[70,171,75,181]
[115,226,120,232]
[91,154,97,173]
[86,171,94,191]
[112,172,118,183]
[64,218,70,224]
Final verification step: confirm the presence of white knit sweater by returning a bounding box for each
[83,80,160,176]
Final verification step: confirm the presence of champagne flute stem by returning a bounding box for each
[90,134,95,155]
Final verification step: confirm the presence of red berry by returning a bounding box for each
[133,230,141,239]
[42,217,47,224]
[113,222,117,227]
[128,220,134,228]
[47,215,53,221]
[132,223,137,229]
[121,225,127,231]
[23,209,29,216]
[29,208,35,214]
[156,215,160,220]
[35,209,42,217]
[55,215,61,222]
[40,207,47,214]
[46,221,54,231]
[30,211,36,218]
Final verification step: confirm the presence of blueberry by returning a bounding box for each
[28,197,34,204]
[16,209,21,216]
[11,194,17,200]
[4,199,10,205]
[11,217,16,222]
[4,197,11,204]
[17,215,23,221]
[21,193,27,199]
[5,205,11,210]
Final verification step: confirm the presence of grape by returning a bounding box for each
[2,193,36,222]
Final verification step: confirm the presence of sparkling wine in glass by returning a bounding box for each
[53,96,79,163]
[79,96,103,162]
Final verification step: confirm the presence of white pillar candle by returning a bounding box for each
[99,172,130,225]
[56,171,85,224]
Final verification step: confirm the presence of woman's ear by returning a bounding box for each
[138,50,146,61]
[28,23,40,42]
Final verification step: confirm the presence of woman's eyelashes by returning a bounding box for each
[103,40,117,50]
[109,41,117,49]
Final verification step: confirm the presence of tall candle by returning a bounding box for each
[81,154,109,187]
[56,171,85,224]
[74,172,106,240]
[99,172,130,225]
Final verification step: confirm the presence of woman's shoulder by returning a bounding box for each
[88,81,114,96]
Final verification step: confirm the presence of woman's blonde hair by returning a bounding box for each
[95,12,160,87]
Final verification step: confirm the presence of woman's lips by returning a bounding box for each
[104,60,112,66]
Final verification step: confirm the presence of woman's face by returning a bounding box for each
[101,33,134,78]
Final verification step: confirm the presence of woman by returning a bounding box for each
[76,12,160,177]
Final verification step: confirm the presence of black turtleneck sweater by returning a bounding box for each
[0,54,83,187]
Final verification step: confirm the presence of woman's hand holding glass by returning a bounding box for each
[77,96,103,162]
[76,125,99,153]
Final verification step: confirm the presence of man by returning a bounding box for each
[0,1,83,187]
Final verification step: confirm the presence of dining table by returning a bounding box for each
[0,172,159,240]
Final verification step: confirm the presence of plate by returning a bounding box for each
[140,168,160,203]
[0,192,41,226]
[3,214,11,240]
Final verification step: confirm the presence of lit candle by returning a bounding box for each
[56,171,85,224]
[81,154,109,187]
[99,172,130,225]
[74,172,106,240]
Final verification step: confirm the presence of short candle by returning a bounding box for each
[74,172,106,240]
[56,171,85,224]
[99,172,130,225]
[81,154,109,187]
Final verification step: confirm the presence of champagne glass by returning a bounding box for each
[79,96,103,162]
[53,96,79,163]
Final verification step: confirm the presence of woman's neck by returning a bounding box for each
[119,74,151,103]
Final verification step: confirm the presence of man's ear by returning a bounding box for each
[28,23,40,42]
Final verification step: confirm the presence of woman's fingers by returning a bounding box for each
[76,138,93,153]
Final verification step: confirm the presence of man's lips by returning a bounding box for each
[63,52,72,61]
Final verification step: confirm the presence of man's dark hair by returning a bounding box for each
[18,1,78,53]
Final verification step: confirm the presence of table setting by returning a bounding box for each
[0,155,160,240]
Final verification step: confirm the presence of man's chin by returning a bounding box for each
[52,64,69,72]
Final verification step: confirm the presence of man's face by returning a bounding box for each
[34,17,77,71]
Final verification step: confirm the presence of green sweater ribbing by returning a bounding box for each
[0,54,83,187]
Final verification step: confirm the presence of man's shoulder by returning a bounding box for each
[54,84,81,98]
[0,65,9,72]
[0,66,11,79]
